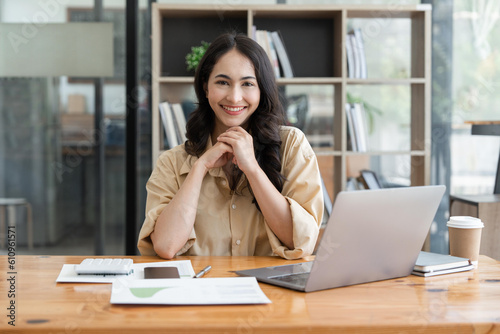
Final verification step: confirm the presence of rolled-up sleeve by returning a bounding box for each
[266,127,324,259]
[137,149,196,255]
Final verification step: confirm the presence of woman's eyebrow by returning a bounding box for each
[214,74,256,81]
[214,74,231,79]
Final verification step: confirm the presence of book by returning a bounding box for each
[349,103,368,152]
[353,28,367,78]
[346,177,365,191]
[170,103,187,143]
[255,30,274,70]
[254,29,294,79]
[345,33,355,78]
[159,101,179,148]
[411,251,474,277]
[270,31,294,78]
[357,170,382,189]
[266,31,281,78]
[345,103,358,151]
[346,29,367,79]
[349,33,361,79]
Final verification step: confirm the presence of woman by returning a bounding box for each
[138,32,323,259]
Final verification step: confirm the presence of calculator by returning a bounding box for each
[74,258,134,275]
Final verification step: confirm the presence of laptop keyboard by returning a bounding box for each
[269,272,310,286]
[268,261,313,274]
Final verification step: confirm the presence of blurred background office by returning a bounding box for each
[1,0,499,256]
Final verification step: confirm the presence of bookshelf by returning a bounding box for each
[151,4,431,201]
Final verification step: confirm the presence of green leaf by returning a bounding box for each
[185,41,210,72]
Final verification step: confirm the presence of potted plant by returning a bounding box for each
[185,41,210,72]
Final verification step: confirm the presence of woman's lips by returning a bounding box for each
[222,105,246,115]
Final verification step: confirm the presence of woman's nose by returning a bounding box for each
[227,86,242,103]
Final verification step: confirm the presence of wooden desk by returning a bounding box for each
[2,255,500,333]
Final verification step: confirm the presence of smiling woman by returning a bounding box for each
[138,32,324,260]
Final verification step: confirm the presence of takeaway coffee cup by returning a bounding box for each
[447,216,484,267]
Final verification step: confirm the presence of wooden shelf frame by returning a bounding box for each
[151,4,432,199]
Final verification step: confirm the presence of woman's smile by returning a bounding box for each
[222,105,247,115]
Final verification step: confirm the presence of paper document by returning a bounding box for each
[110,277,272,305]
[56,260,196,283]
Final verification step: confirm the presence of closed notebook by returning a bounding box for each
[412,251,472,275]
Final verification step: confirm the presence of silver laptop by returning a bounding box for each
[235,185,445,292]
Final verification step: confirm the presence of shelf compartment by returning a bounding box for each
[160,10,248,77]
[346,84,414,152]
[346,4,431,19]
[280,84,336,151]
[253,10,342,78]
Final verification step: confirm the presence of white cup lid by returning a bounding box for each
[447,216,484,229]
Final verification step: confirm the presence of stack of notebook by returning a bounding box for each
[412,251,474,277]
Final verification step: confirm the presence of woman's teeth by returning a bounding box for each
[223,106,245,112]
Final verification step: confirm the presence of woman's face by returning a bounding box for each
[205,49,261,136]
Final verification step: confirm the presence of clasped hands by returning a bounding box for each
[199,126,258,175]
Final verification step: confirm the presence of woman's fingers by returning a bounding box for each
[199,141,233,169]
[217,127,257,173]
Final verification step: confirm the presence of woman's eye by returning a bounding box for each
[215,80,229,86]
[242,82,255,87]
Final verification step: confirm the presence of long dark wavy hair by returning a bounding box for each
[185,31,286,203]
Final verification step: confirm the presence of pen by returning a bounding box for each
[194,265,211,278]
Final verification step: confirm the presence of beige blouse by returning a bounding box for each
[137,126,323,259]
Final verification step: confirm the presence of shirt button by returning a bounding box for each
[235,240,241,245]
[231,204,236,210]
